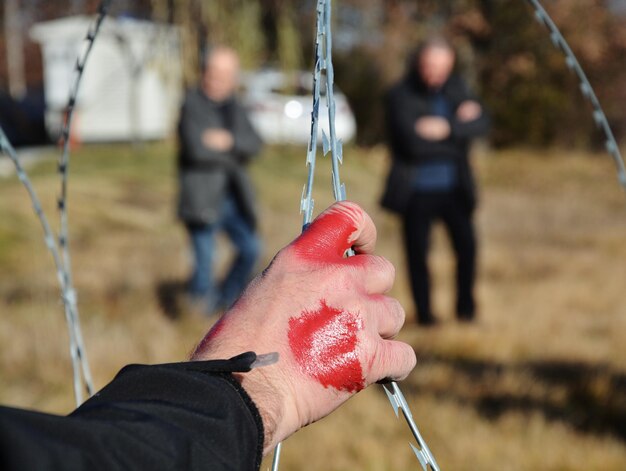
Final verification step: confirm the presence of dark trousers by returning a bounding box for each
[403,191,476,323]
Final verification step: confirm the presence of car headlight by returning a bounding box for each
[284,100,303,119]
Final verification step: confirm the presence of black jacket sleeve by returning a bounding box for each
[384,85,424,161]
[447,78,490,140]
[0,362,264,471]
[231,105,263,165]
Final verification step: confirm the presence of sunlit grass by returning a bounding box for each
[1,141,625,470]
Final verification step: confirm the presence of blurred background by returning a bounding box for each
[0,1,625,470]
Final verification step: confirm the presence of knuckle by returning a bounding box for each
[365,254,394,274]
[387,297,406,323]
[379,256,396,278]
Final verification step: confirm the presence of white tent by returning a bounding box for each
[30,15,182,142]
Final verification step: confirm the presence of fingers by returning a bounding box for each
[372,295,406,339]
[290,201,377,262]
[344,202,377,255]
[370,339,417,383]
[347,254,395,294]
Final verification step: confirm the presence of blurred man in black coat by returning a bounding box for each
[178,46,263,314]
[383,37,490,326]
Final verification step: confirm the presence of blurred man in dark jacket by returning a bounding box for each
[178,46,263,314]
[382,37,490,326]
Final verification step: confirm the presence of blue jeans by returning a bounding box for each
[186,197,260,312]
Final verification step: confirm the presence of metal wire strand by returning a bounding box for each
[274,1,439,469]
[57,0,111,400]
[526,0,626,191]
[0,127,86,404]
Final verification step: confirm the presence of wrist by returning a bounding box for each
[191,346,299,454]
[234,365,301,454]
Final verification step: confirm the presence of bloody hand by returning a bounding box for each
[191,202,416,453]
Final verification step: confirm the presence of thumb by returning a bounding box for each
[290,201,377,262]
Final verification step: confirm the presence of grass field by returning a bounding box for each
[0,141,625,470]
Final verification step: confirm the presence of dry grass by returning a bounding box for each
[0,142,625,470]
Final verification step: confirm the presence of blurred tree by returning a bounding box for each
[459,0,626,147]
[3,0,624,148]
[4,0,26,99]
[276,0,304,74]
[201,0,266,70]
[155,0,266,87]
[334,0,626,148]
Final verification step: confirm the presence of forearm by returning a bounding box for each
[450,111,490,139]
[231,113,263,163]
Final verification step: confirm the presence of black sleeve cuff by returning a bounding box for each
[73,359,265,470]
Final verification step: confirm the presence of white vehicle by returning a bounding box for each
[241,69,356,145]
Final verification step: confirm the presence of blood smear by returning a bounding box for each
[195,317,227,353]
[291,205,360,262]
[288,299,364,392]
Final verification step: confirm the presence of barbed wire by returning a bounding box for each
[319,1,440,467]
[525,0,626,191]
[0,128,88,403]
[277,1,441,470]
[56,0,112,403]
[298,0,325,228]
[0,0,110,405]
[272,4,328,469]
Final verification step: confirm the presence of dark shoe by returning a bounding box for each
[417,316,439,327]
[457,311,475,323]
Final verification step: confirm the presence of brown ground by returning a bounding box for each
[0,142,625,470]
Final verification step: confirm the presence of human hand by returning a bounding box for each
[191,202,416,453]
[456,100,482,122]
[414,116,451,141]
[202,128,234,151]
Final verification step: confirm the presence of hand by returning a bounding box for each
[414,116,451,141]
[202,128,234,151]
[191,202,416,453]
[456,100,482,122]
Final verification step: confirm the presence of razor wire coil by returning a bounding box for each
[0,0,110,406]
[525,0,626,191]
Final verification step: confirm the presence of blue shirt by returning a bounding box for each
[413,91,457,193]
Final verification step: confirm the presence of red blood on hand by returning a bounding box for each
[288,300,365,392]
[195,317,227,352]
[290,204,360,262]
